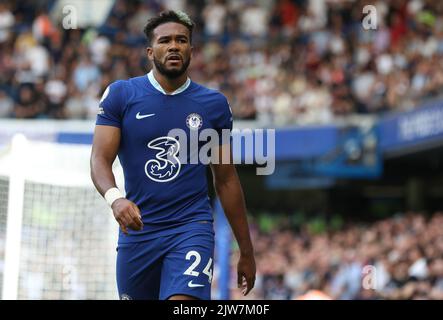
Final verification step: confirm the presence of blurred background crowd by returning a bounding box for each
[0,0,442,301]
[1,0,443,125]
[229,211,443,300]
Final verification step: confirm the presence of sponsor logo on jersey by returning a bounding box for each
[145,136,181,182]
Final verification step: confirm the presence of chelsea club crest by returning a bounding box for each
[186,113,203,130]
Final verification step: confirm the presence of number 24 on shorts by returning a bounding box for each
[183,250,213,283]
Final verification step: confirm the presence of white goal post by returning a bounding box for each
[0,134,123,299]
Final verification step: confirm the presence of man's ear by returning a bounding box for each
[146,47,153,61]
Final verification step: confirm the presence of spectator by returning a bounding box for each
[0,89,13,117]
[13,84,45,118]
[227,211,443,299]
[1,0,443,124]
[0,2,14,44]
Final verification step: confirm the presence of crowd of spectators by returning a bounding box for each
[228,211,443,300]
[1,0,443,126]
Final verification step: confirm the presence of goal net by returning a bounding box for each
[0,134,122,299]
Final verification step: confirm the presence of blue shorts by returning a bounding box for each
[116,227,214,300]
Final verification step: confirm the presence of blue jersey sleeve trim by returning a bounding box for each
[96,80,128,128]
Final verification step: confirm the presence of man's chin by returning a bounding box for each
[165,65,182,73]
[154,58,190,79]
[160,68,186,79]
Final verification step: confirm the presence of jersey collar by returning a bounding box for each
[147,70,191,95]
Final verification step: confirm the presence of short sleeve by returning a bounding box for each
[218,95,233,130]
[96,80,127,128]
[215,95,233,145]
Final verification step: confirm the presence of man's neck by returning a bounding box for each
[152,69,188,94]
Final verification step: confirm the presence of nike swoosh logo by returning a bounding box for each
[188,280,205,288]
[136,112,155,119]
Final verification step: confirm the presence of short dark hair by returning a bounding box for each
[143,10,194,45]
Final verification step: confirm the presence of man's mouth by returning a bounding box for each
[166,54,181,62]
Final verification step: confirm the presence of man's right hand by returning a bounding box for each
[111,198,144,234]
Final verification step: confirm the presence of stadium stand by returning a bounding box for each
[230,211,443,300]
[1,0,443,125]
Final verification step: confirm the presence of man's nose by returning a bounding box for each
[168,41,179,51]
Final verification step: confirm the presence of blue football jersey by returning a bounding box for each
[96,72,232,243]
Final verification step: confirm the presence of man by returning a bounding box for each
[90,10,255,300]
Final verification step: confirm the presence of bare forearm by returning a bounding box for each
[90,125,121,197]
[215,178,254,256]
[90,156,118,197]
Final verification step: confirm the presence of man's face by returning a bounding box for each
[147,22,192,79]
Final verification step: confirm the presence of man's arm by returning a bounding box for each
[90,125,143,234]
[210,144,256,296]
